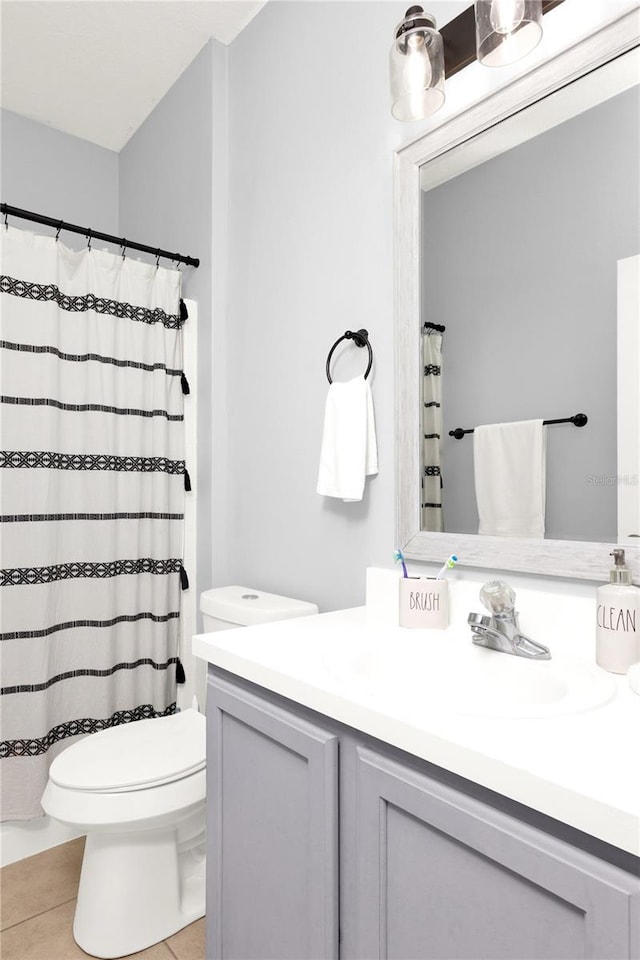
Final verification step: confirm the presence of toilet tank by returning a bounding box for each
[200,586,318,633]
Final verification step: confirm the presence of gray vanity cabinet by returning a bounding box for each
[207,670,640,960]
[349,745,639,960]
[206,673,339,960]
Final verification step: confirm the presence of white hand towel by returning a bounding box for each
[473,419,546,538]
[317,376,378,502]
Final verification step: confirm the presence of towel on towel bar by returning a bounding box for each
[473,419,546,537]
[317,376,378,502]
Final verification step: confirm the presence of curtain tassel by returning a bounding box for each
[179,299,189,323]
[180,565,190,590]
[181,372,190,395]
[184,467,191,492]
[176,658,186,684]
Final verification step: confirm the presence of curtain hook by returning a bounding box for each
[121,239,127,260]
[55,220,63,242]
[3,210,8,230]
[155,248,161,269]
[86,228,92,251]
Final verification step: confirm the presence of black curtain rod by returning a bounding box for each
[449,413,588,440]
[1,203,199,268]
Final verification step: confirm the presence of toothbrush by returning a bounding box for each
[436,555,458,580]
[393,549,408,579]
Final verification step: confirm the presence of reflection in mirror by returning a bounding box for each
[420,52,639,543]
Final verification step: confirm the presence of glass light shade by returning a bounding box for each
[475,0,543,67]
[390,12,445,122]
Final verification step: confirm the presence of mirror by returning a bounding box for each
[395,10,640,582]
[420,55,639,543]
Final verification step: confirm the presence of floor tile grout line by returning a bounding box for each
[164,939,180,959]
[0,895,78,932]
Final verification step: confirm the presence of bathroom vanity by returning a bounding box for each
[194,586,640,960]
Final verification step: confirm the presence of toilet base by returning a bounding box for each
[73,808,206,958]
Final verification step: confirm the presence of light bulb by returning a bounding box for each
[489,0,525,35]
[476,0,542,67]
[404,44,431,119]
[404,39,431,90]
[399,32,431,120]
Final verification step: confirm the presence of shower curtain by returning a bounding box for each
[0,226,187,819]
[421,323,444,532]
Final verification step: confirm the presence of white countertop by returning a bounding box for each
[193,571,640,856]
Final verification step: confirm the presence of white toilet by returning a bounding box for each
[41,586,318,959]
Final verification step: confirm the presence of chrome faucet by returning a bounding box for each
[468,580,551,660]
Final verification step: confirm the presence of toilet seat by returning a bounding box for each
[49,708,206,793]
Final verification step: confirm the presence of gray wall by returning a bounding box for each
[1,109,119,243]
[423,86,640,542]
[119,40,222,609]
[225,2,407,612]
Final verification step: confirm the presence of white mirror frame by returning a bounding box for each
[395,8,640,584]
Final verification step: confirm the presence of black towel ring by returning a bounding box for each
[326,329,373,384]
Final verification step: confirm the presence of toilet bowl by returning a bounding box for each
[41,586,318,959]
[42,708,207,959]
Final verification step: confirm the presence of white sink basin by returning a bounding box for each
[323,637,616,719]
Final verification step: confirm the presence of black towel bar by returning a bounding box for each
[449,413,588,440]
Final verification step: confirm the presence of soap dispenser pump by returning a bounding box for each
[596,549,638,674]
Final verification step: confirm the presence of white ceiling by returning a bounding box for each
[0,0,267,152]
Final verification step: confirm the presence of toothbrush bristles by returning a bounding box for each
[394,549,408,579]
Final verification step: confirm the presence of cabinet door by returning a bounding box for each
[353,746,640,960]
[206,672,339,960]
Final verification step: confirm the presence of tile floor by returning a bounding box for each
[0,838,205,960]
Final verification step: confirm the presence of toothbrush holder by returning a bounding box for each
[399,577,449,629]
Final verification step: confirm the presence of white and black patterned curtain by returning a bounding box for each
[0,226,189,819]
[421,322,444,532]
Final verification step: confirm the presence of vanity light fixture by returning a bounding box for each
[391,1,562,121]
[390,6,445,121]
[475,0,543,67]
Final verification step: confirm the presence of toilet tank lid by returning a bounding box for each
[200,586,318,626]
[48,709,206,792]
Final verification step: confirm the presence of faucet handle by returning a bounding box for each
[480,580,516,617]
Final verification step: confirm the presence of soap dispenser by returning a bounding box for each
[596,549,639,674]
